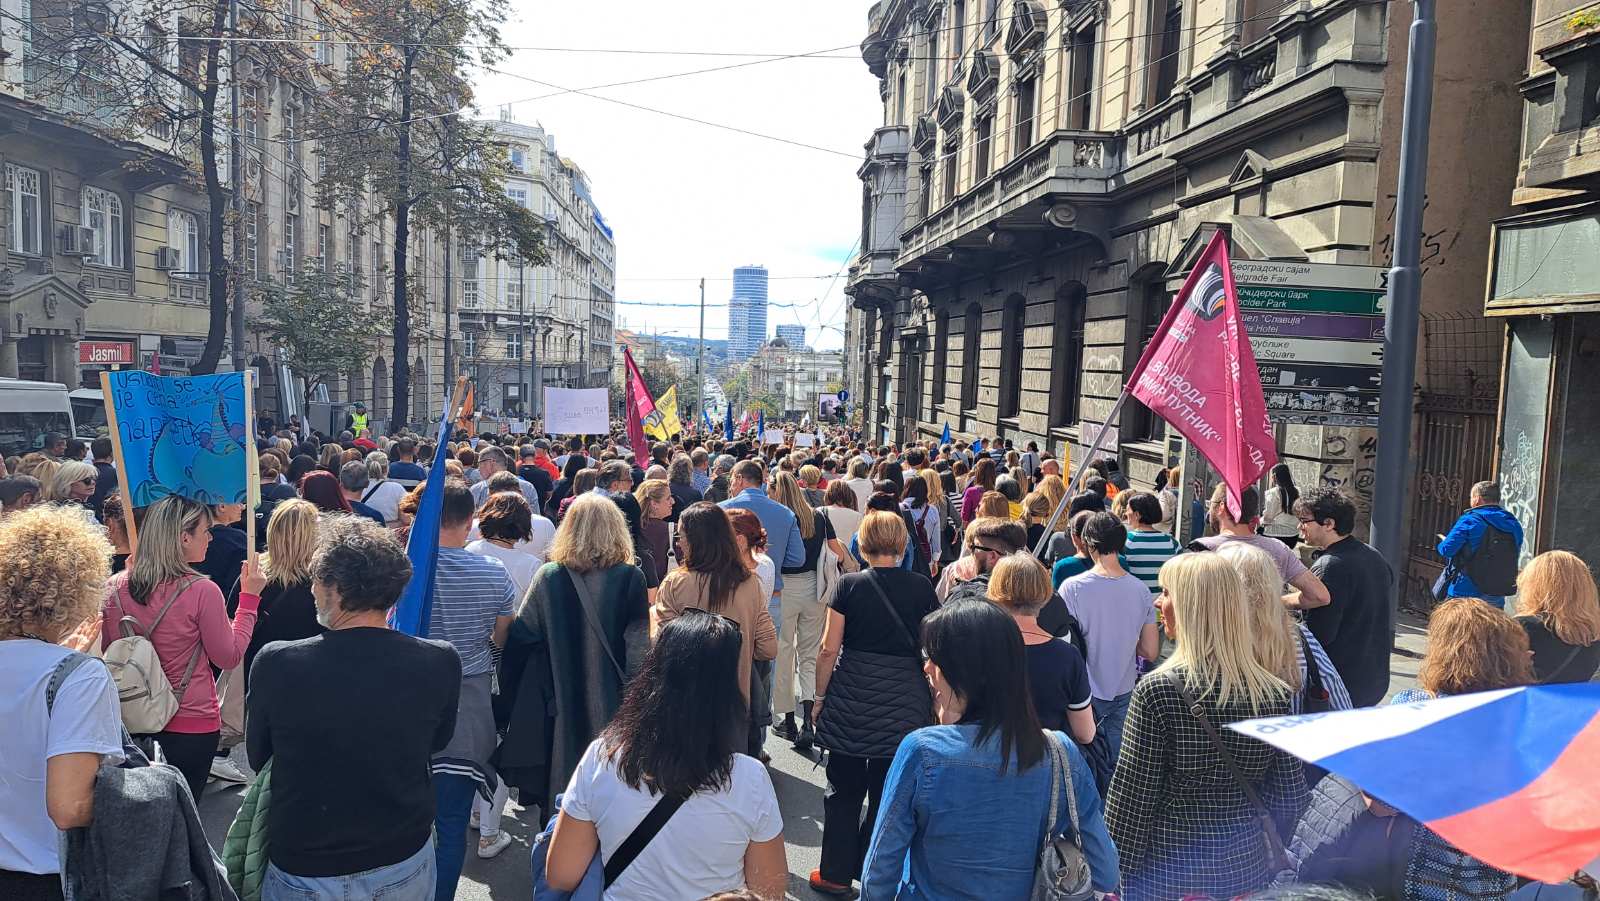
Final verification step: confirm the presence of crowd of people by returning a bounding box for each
[1,418,1597,901]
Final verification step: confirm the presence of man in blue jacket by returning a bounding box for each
[1437,480,1524,608]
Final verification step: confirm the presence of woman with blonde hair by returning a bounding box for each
[1515,550,1600,683]
[318,443,343,475]
[976,489,1011,520]
[497,492,650,816]
[16,453,59,491]
[243,499,323,692]
[100,495,265,800]
[769,470,846,751]
[0,505,122,895]
[1106,552,1305,901]
[1216,542,1352,714]
[45,460,99,506]
[1038,474,1068,516]
[633,478,673,584]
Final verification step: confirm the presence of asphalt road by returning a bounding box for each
[197,613,1426,899]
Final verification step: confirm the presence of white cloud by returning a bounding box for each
[474,1,882,350]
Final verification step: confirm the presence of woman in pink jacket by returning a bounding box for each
[103,495,264,799]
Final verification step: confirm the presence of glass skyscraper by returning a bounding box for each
[728,265,769,361]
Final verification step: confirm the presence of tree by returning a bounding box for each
[23,0,297,374]
[636,355,682,401]
[252,263,392,414]
[311,0,545,430]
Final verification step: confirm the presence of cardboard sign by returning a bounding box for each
[544,387,610,435]
[104,371,253,506]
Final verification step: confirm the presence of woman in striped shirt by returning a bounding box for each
[1120,491,1181,595]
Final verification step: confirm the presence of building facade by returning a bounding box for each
[748,339,845,418]
[845,0,1526,606]
[1483,2,1600,569]
[774,324,809,349]
[727,264,770,361]
[459,115,617,416]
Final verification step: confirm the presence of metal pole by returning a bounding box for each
[530,259,542,418]
[518,259,526,416]
[1373,0,1435,612]
[1030,390,1131,559]
[227,0,245,374]
[442,226,453,391]
[697,277,706,422]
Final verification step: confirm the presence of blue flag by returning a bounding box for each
[941,423,952,445]
[758,409,765,438]
[702,409,714,433]
[390,403,457,637]
[724,404,734,441]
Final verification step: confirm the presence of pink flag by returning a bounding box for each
[623,347,655,454]
[1128,231,1277,517]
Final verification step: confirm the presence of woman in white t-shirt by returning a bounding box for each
[0,505,125,897]
[545,611,787,899]
[465,493,543,598]
[1261,463,1302,548]
[361,453,410,527]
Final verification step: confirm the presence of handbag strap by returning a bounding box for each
[567,567,627,682]
[602,792,687,888]
[1042,731,1083,846]
[1295,627,1328,703]
[1541,642,1587,684]
[47,651,94,715]
[120,575,209,698]
[1173,677,1289,866]
[863,571,920,655]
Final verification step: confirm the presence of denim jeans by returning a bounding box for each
[262,836,434,901]
[433,774,477,901]
[1093,692,1133,762]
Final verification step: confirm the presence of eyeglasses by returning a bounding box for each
[682,607,741,632]
[1297,517,1319,525]
[969,543,998,555]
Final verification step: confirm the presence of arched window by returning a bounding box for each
[932,308,950,405]
[1050,284,1087,428]
[960,302,982,411]
[81,186,124,268]
[166,208,201,275]
[998,294,1025,419]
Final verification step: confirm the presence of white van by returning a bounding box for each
[69,388,107,439]
[0,379,76,458]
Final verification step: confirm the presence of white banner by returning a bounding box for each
[762,427,785,445]
[794,433,816,447]
[543,387,611,435]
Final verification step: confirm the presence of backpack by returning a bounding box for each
[104,576,207,735]
[911,506,934,575]
[1460,515,1519,596]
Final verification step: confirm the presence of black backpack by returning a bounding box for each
[1460,516,1519,596]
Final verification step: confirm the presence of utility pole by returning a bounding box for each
[696,277,706,421]
[442,226,454,392]
[516,255,526,416]
[227,0,245,374]
[529,256,541,418]
[1373,0,1436,615]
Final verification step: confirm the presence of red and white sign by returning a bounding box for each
[78,341,135,365]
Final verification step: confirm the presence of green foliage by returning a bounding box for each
[637,355,682,400]
[251,265,393,408]
[1569,9,1600,31]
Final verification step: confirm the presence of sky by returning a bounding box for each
[472,1,885,352]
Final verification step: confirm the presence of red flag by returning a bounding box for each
[623,347,655,453]
[1128,232,1277,518]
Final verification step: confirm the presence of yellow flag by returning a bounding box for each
[645,386,682,440]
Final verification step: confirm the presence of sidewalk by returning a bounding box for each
[1386,609,1428,700]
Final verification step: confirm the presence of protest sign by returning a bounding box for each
[104,371,255,508]
[545,387,611,434]
[762,428,785,446]
[794,433,816,447]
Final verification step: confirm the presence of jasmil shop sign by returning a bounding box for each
[78,341,135,365]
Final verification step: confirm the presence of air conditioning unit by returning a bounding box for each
[57,225,94,256]
[154,246,181,270]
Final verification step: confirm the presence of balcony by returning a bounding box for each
[847,125,910,306]
[1524,28,1600,190]
[894,129,1118,277]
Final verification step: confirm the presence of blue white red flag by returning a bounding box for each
[1228,683,1600,881]
[389,403,457,637]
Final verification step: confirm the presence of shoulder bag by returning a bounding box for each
[1173,678,1293,875]
[1031,731,1095,901]
[567,568,626,682]
[529,791,688,899]
[1295,628,1333,714]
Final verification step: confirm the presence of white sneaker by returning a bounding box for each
[209,758,251,785]
[469,809,481,831]
[477,831,513,859]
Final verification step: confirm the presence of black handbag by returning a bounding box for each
[1297,628,1333,714]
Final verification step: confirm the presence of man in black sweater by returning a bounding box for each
[1294,488,1395,707]
[247,517,460,896]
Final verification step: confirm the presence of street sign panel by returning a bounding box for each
[1230,260,1386,291]
[1237,285,1386,316]
[1241,310,1385,341]
[1250,336,1384,367]
[1257,362,1383,394]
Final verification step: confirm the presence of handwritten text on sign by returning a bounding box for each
[107,371,251,506]
[543,387,611,435]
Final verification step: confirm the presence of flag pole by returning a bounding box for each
[1030,389,1132,559]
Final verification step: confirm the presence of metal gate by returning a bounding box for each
[1401,315,1503,612]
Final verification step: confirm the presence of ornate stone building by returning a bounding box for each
[844,0,1526,603]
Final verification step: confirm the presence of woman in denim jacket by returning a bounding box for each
[859,599,1120,900]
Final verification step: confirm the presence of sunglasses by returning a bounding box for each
[682,607,741,632]
[969,543,999,555]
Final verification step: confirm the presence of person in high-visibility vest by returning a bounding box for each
[345,401,370,436]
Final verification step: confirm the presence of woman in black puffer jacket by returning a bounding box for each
[810,510,937,897]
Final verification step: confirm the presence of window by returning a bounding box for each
[1066,23,1098,130]
[507,330,523,359]
[942,137,959,203]
[462,258,479,308]
[925,26,940,108]
[897,72,908,125]
[242,84,261,146]
[318,224,330,269]
[462,331,477,357]
[1151,0,1183,105]
[81,187,124,268]
[510,148,525,171]
[861,183,874,250]
[960,302,982,410]
[283,210,299,281]
[1050,285,1087,426]
[918,164,934,219]
[998,294,1024,419]
[974,114,994,181]
[167,208,201,275]
[984,0,999,42]
[313,15,333,64]
[933,308,949,404]
[5,164,41,255]
[1127,276,1172,439]
[282,92,298,143]
[1013,77,1038,152]
[507,187,528,208]
[506,273,523,309]
[244,201,260,278]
